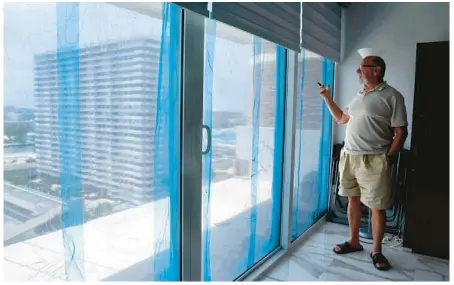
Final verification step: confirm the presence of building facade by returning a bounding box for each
[34,38,163,204]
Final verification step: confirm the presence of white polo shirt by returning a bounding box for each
[343,82,408,155]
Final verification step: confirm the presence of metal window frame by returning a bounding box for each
[280,50,298,251]
[105,4,206,281]
[180,9,205,282]
[242,51,336,281]
[237,49,299,282]
[179,10,335,281]
[235,48,296,282]
[326,62,338,215]
[106,3,336,282]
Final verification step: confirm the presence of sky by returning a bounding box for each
[4,3,254,113]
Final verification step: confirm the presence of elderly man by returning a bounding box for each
[319,55,408,271]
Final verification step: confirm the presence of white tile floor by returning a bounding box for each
[261,222,449,281]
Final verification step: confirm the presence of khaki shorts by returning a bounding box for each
[338,150,391,210]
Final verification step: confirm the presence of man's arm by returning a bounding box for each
[387,92,409,156]
[319,85,350,125]
[387,126,408,157]
[323,96,350,124]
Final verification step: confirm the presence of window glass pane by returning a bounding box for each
[4,2,181,281]
[201,19,285,281]
[291,50,335,240]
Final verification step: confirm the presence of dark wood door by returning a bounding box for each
[403,41,449,259]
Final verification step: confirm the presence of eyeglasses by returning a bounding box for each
[359,64,377,69]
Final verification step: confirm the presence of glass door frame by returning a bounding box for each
[180,8,205,282]
[179,7,306,279]
[112,4,336,282]
[2,1,335,282]
[179,8,335,281]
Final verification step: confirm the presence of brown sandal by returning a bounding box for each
[370,252,391,271]
[333,241,364,254]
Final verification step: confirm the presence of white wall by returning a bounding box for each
[333,2,449,148]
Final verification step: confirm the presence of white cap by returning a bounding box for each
[357,48,382,58]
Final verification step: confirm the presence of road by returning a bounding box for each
[3,182,61,243]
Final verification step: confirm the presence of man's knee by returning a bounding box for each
[348,196,361,210]
[371,208,386,216]
[348,196,361,204]
[360,195,391,211]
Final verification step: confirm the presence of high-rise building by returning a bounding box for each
[34,38,162,205]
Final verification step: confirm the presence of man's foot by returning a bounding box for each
[333,241,364,254]
[370,252,391,271]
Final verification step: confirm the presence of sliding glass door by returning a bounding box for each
[291,50,335,240]
[3,2,182,281]
[200,18,286,281]
[4,2,336,282]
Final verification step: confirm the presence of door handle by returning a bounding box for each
[202,124,212,155]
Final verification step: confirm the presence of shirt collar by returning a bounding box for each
[359,81,388,95]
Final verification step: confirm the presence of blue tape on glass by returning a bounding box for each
[154,3,181,281]
[247,36,263,268]
[269,46,286,249]
[57,2,85,281]
[292,49,306,239]
[202,15,216,282]
[154,3,168,279]
[316,58,335,216]
[168,3,182,281]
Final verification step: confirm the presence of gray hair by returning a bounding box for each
[372,56,386,79]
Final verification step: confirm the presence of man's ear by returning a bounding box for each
[374,66,382,77]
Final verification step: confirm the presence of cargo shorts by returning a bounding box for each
[338,150,391,210]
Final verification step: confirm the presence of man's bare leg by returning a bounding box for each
[371,208,387,268]
[347,196,362,246]
[335,196,361,252]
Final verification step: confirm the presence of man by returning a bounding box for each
[319,55,408,271]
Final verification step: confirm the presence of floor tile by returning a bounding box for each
[260,276,282,282]
[267,256,321,281]
[326,259,392,281]
[414,269,444,281]
[264,222,450,282]
[318,271,354,281]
